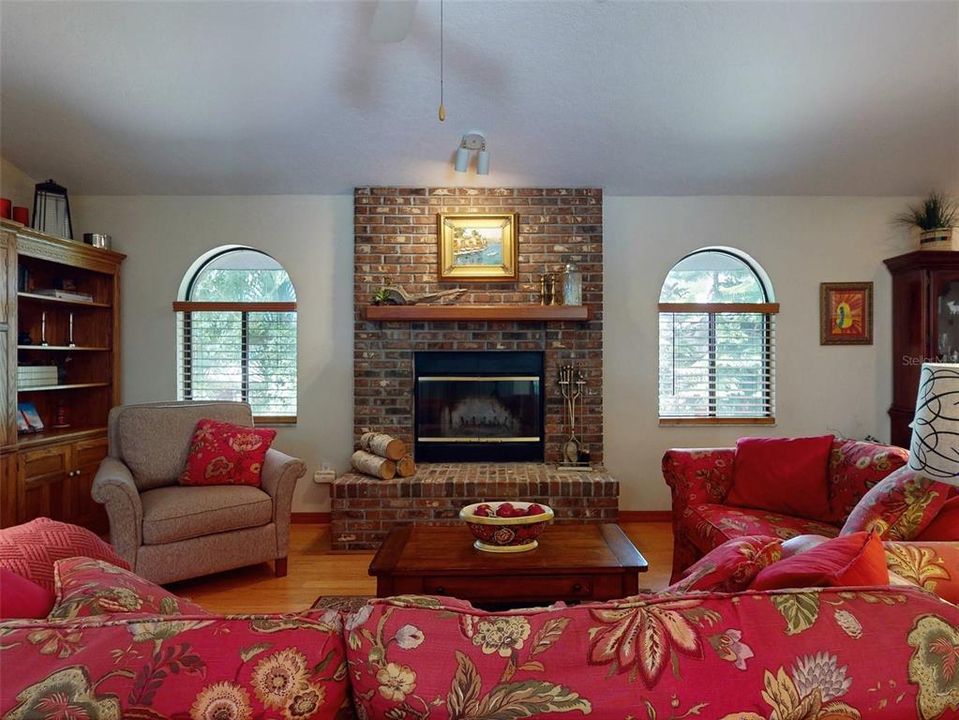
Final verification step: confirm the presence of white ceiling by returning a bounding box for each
[1,1,957,196]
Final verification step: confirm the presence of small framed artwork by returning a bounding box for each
[820,282,873,345]
[437,213,519,282]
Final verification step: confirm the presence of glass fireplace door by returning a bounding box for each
[417,376,541,443]
[414,351,545,462]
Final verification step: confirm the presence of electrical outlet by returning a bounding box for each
[313,469,336,485]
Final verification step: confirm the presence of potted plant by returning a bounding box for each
[894,191,959,250]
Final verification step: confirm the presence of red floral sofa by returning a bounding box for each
[2,586,959,719]
[663,438,957,582]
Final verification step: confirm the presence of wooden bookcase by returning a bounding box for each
[0,219,125,532]
[885,250,959,448]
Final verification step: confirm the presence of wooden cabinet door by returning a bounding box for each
[67,438,109,533]
[19,444,72,521]
[930,271,959,361]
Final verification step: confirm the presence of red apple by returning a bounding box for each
[526,503,545,516]
[496,503,517,518]
[473,504,493,517]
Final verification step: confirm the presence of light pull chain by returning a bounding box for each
[438,0,446,121]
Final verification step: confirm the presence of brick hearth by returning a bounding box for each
[332,463,619,550]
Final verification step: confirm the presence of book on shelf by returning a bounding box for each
[32,288,94,302]
[17,403,44,433]
[17,366,59,388]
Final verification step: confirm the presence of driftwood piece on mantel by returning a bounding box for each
[373,286,467,306]
[351,450,396,480]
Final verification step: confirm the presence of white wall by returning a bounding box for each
[1,156,36,209]
[73,193,918,513]
[72,195,354,513]
[603,197,915,510]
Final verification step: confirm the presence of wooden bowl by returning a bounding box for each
[459,501,554,553]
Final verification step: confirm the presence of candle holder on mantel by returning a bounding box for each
[558,363,592,470]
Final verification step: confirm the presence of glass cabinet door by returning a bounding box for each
[932,272,959,362]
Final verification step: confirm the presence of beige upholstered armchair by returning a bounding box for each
[92,401,306,584]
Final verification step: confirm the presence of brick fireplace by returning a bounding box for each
[333,187,613,549]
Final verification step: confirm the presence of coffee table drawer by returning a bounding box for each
[423,574,594,601]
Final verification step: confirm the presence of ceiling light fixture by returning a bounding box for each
[454,131,490,175]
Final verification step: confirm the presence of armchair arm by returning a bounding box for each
[91,457,143,568]
[260,448,307,558]
[662,448,736,519]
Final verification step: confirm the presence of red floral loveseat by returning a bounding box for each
[2,586,958,719]
[663,438,957,582]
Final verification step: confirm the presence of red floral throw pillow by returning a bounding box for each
[915,494,959,541]
[179,418,276,486]
[49,557,209,619]
[840,466,951,541]
[750,531,888,591]
[667,535,783,593]
[726,435,834,521]
[0,568,54,619]
[884,540,959,604]
[0,517,129,592]
[826,439,909,524]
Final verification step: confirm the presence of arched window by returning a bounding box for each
[174,247,297,422]
[658,247,777,424]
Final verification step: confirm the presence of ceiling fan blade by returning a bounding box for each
[369,0,418,43]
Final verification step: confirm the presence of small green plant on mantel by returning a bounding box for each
[894,191,958,249]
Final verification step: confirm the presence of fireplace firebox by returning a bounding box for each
[414,351,544,462]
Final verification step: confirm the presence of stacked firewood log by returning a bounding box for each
[351,432,416,480]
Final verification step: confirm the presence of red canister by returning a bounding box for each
[11,206,29,224]
[0,198,11,219]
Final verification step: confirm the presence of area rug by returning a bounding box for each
[311,595,373,613]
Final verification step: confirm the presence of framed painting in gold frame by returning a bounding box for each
[820,282,873,345]
[437,213,519,282]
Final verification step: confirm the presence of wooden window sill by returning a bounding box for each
[659,417,776,427]
[255,416,297,426]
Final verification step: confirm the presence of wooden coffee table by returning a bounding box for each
[369,523,648,607]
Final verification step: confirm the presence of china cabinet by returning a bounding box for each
[885,250,959,448]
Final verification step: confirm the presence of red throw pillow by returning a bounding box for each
[914,494,959,541]
[0,568,55,619]
[0,517,130,592]
[667,535,783,593]
[841,466,950,540]
[49,557,208,619]
[884,540,959,604]
[750,531,888,591]
[179,418,276,486]
[826,439,909,523]
[726,435,834,520]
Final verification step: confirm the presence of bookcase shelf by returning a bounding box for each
[17,292,112,308]
[18,382,112,392]
[18,345,110,351]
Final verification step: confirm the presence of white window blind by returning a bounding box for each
[175,302,297,421]
[658,303,777,422]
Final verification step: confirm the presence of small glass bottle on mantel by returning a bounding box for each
[562,262,583,306]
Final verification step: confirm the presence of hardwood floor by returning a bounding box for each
[168,522,674,614]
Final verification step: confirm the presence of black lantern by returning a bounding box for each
[32,179,73,239]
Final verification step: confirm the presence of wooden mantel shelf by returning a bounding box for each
[364,304,592,322]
